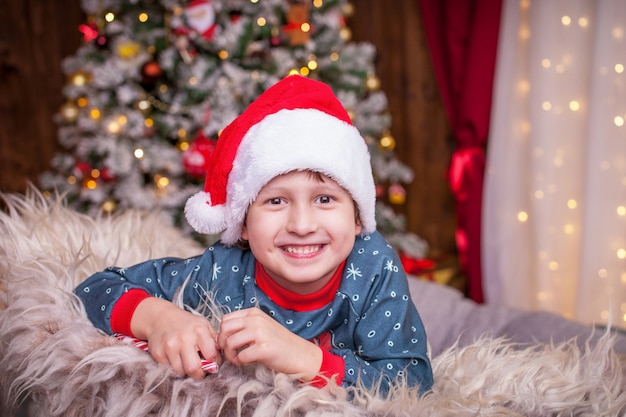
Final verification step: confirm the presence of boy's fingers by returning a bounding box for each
[182,345,209,379]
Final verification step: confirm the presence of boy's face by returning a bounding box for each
[241,170,362,295]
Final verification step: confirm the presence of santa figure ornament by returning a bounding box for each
[185,75,377,245]
[184,0,217,41]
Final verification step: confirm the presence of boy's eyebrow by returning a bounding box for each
[258,183,345,196]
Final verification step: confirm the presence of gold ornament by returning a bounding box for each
[378,131,396,152]
[101,199,117,214]
[388,183,407,205]
[366,73,381,91]
[68,70,91,87]
[343,2,355,17]
[339,27,352,42]
[60,101,79,123]
[116,39,142,59]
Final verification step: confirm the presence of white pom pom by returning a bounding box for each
[184,191,227,235]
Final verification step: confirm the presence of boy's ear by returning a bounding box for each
[354,219,362,235]
[241,223,249,241]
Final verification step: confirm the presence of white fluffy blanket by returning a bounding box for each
[1,191,625,417]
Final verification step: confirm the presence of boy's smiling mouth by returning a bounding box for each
[282,245,324,255]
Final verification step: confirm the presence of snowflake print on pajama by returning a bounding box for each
[75,231,433,393]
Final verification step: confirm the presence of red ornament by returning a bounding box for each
[79,23,99,42]
[229,10,242,23]
[74,161,91,178]
[141,60,163,83]
[100,167,115,182]
[183,133,216,178]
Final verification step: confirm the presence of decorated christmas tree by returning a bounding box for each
[40,0,428,259]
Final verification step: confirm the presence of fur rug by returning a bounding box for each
[1,190,625,417]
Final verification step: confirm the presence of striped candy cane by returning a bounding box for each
[114,333,219,374]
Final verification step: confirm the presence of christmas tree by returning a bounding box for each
[40,0,428,259]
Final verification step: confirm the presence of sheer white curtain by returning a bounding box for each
[483,0,626,329]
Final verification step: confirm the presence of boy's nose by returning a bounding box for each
[285,204,318,235]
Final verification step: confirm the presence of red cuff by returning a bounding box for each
[110,289,152,337]
[310,348,345,388]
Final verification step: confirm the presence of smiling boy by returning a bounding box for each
[74,75,433,394]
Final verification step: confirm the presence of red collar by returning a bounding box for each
[255,260,345,312]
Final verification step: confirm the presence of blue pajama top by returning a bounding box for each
[75,231,433,393]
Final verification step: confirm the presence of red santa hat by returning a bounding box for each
[184,74,376,245]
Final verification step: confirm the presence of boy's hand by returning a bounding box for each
[130,297,222,379]
[218,308,323,380]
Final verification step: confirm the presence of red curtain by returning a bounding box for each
[417,0,502,303]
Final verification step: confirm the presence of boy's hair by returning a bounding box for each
[185,75,376,245]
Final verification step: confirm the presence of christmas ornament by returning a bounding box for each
[68,70,91,87]
[99,167,115,182]
[229,10,242,23]
[73,161,91,179]
[183,0,217,41]
[79,21,108,49]
[140,60,163,90]
[283,3,312,46]
[339,26,352,42]
[342,2,355,17]
[388,183,406,205]
[116,39,142,60]
[378,131,396,152]
[78,22,99,42]
[366,73,381,91]
[182,132,216,178]
[101,199,117,214]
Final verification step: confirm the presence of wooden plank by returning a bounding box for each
[0,0,84,193]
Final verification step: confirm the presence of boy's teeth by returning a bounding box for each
[285,246,320,254]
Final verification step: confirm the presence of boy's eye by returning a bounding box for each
[268,197,284,205]
[316,195,333,204]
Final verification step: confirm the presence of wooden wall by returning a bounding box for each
[0,0,457,256]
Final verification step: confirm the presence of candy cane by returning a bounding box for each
[114,333,219,374]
